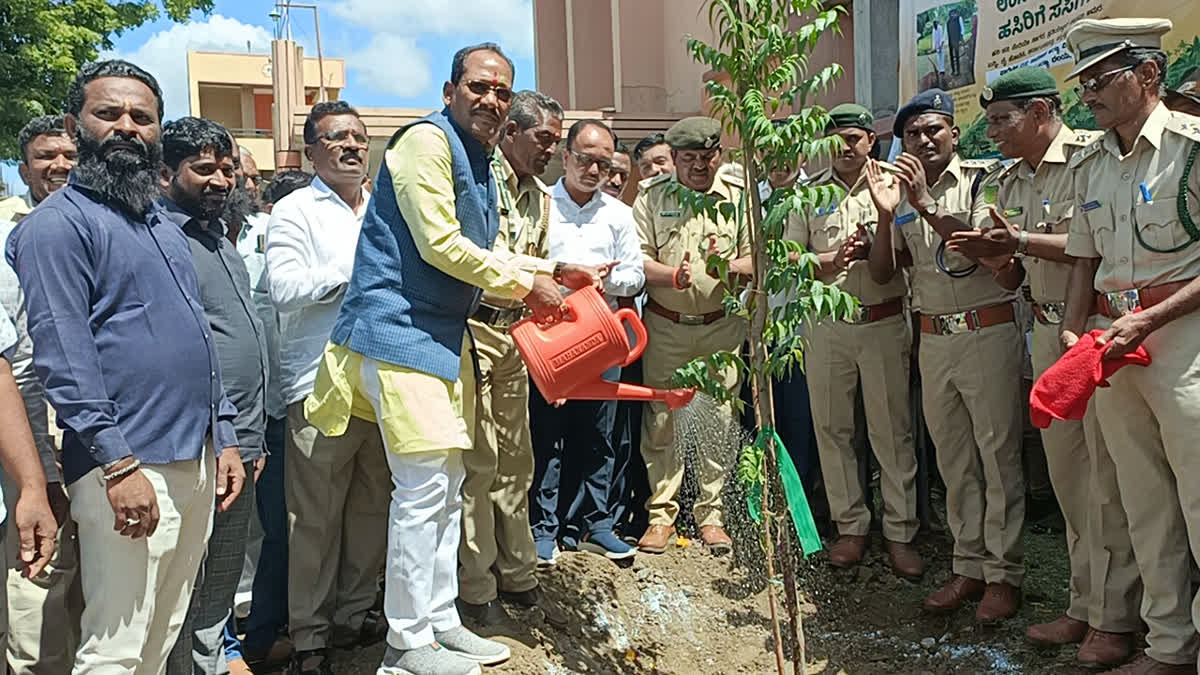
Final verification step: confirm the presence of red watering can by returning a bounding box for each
[511,286,696,410]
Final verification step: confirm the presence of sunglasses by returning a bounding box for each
[464,80,513,103]
[569,149,613,173]
[320,128,369,145]
[1074,65,1135,96]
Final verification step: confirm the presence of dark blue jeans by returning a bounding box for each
[529,371,620,543]
[610,358,649,536]
[773,370,830,522]
[240,415,289,651]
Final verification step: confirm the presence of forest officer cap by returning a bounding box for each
[980,67,1060,108]
[826,103,875,133]
[1065,18,1172,80]
[893,89,954,137]
[665,116,722,150]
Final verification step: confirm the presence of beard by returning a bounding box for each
[220,179,257,230]
[72,123,163,219]
[170,176,228,225]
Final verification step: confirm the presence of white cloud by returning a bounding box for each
[348,35,433,98]
[105,15,274,121]
[326,0,534,99]
[329,0,535,59]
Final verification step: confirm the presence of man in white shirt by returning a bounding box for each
[530,120,644,562]
[265,102,390,674]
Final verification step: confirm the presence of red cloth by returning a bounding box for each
[1030,329,1152,429]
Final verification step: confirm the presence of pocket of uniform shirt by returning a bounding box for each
[1037,201,1074,234]
[812,222,844,253]
[1135,198,1187,254]
[1082,206,1117,259]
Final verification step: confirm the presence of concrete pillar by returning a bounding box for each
[271,39,304,167]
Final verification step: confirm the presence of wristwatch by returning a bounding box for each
[921,201,939,219]
[552,261,565,283]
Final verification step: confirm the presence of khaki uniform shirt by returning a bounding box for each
[634,165,752,315]
[486,153,552,308]
[895,155,1017,315]
[981,125,1102,304]
[791,166,908,305]
[1067,103,1200,292]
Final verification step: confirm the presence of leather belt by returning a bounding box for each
[843,298,904,324]
[470,303,526,328]
[645,297,725,326]
[1097,279,1193,319]
[920,302,1015,335]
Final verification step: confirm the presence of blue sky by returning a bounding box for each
[4,0,536,194]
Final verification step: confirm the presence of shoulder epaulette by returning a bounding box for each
[959,158,1002,174]
[802,167,835,186]
[876,161,904,175]
[1067,135,1105,170]
[1065,128,1103,146]
[1166,111,1200,143]
[638,173,673,191]
[717,162,746,188]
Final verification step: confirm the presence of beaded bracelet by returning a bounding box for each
[102,458,142,482]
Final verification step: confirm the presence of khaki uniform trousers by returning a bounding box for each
[458,321,538,605]
[919,321,1025,586]
[1091,311,1200,665]
[286,400,391,651]
[2,478,83,674]
[640,312,745,528]
[805,315,918,542]
[1031,320,1141,631]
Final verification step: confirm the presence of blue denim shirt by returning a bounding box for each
[6,176,238,484]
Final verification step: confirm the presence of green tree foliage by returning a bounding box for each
[0,0,212,160]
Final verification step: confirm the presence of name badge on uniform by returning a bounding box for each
[895,212,917,226]
[1003,207,1023,218]
[256,234,266,253]
[1080,200,1102,212]
[659,210,681,217]
[815,202,839,216]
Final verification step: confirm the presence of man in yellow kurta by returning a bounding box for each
[303,44,606,675]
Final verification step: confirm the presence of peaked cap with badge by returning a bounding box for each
[1065,17,1173,79]
[893,88,954,137]
[979,67,1060,108]
[665,116,722,150]
[826,103,875,133]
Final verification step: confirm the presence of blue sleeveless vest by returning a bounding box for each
[328,108,500,381]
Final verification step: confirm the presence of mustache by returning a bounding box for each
[73,124,162,218]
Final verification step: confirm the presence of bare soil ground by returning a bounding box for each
[309,510,1113,675]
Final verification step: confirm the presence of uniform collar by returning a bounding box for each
[931,154,965,190]
[1101,101,1170,158]
[493,152,546,201]
[1015,124,1074,181]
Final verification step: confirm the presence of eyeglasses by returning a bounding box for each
[569,149,613,173]
[608,168,629,181]
[1073,65,1135,96]
[320,128,369,145]
[464,80,513,103]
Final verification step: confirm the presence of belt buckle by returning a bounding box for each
[1104,289,1141,317]
[935,311,971,335]
[842,305,867,324]
[678,312,706,326]
[1038,302,1065,325]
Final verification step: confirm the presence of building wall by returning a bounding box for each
[198,86,245,130]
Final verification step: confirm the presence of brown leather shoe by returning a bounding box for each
[884,539,924,579]
[1027,613,1088,646]
[1097,651,1193,674]
[637,524,676,554]
[923,574,985,613]
[828,535,868,568]
[976,582,1021,624]
[699,525,733,556]
[1077,629,1135,669]
[228,658,253,675]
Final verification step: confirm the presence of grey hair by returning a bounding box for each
[507,90,564,131]
[1017,95,1062,120]
[1118,48,1168,93]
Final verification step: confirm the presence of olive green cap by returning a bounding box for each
[826,103,874,132]
[980,67,1060,107]
[665,116,721,150]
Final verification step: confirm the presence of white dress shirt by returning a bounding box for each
[265,176,368,405]
[238,211,284,419]
[547,179,644,307]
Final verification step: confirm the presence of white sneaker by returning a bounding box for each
[376,644,481,675]
[434,626,511,665]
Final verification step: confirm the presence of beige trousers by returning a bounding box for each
[805,315,918,542]
[639,312,745,528]
[458,321,538,605]
[2,480,82,674]
[919,320,1025,586]
[69,451,215,675]
[1091,311,1200,665]
[1031,320,1141,631]
[286,400,390,651]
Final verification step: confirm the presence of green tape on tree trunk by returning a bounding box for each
[744,428,822,556]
